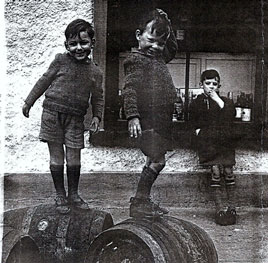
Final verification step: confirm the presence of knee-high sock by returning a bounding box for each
[50,164,65,196]
[67,165,81,197]
[135,166,158,199]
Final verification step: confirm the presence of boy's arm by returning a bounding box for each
[162,27,178,64]
[157,9,178,63]
[122,58,142,138]
[220,97,236,121]
[90,72,104,122]
[24,55,60,107]
[122,59,141,120]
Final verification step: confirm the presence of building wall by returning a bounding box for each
[3,0,268,174]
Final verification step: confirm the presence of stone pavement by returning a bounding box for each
[3,172,268,263]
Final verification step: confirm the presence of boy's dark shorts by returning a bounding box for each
[39,108,85,149]
[137,129,169,161]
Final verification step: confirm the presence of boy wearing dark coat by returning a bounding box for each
[189,69,237,225]
[123,9,178,217]
[22,19,104,214]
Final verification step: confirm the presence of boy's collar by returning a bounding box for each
[131,48,163,60]
[66,52,91,64]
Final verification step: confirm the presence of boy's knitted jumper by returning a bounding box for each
[123,51,177,137]
[25,53,104,119]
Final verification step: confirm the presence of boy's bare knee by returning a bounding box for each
[47,142,64,166]
[223,166,233,175]
[149,160,166,173]
[66,147,81,166]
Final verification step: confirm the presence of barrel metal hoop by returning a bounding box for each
[55,215,71,260]
[21,206,37,235]
[111,224,166,263]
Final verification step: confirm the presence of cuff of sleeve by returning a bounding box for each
[127,115,140,121]
[24,99,33,107]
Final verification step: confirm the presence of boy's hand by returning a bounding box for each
[209,91,224,108]
[90,117,100,133]
[22,103,31,118]
[128,117,142,138]
[208,90,220,101]
[156,8,171,24]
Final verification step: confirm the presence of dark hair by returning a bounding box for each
[201,69,220,82]
[137,9,170,40]
[65,19,94,40]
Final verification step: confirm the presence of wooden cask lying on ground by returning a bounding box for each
[3,204,114,263]
[85,216,218,263]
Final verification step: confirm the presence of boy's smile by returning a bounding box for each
[201,77,220,96]
[136,21,167,57]
[65,31,93,61]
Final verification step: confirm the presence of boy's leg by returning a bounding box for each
[224,166,237,224]
[130,154,168,217]
[210,165,221,187]
[66,147,89,209]
[209,165,229,225]
[48,142,70,214]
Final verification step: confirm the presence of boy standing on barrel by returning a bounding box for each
[22,19,104,214]
[123,9,178,217]
[189,69,237,225]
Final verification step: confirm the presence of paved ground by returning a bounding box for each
[3,172,268,263]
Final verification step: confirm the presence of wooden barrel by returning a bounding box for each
[3,204,114,263]
[85,216,218,263]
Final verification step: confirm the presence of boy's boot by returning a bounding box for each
[224,167,237,225]
[50,164,70,214]
[130,166,168,217]
[67,165,89,210]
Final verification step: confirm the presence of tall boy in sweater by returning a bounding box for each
[22,19,104,214]
[123,9,178,217]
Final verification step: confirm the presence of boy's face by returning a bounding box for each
[65,31,94,61]
[201,77,220,96]
[136,20,167,57]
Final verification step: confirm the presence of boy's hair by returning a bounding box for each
[201,69,220,82]
[65,19,94,40]
[137,9,170,40]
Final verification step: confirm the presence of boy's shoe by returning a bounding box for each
[215,209,228,226]
[129,197,168,218]
[225,207,237,225]
[68,194,90,210]
[55,195,70,215]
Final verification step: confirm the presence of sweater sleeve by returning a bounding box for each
[122,56,141,120]
[220,97,236,122]
[24,54,60,106]
[91,70,104,121]
[162,26,178,64]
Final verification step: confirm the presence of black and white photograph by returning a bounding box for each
[1,0,268,262]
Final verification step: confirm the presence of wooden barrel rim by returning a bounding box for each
[103,225,166,262]
[121,218,187,263]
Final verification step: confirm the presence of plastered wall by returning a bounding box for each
[3,0,268,174]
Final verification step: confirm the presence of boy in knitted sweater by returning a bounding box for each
[22,19,104,214]
[123,9,177,217]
